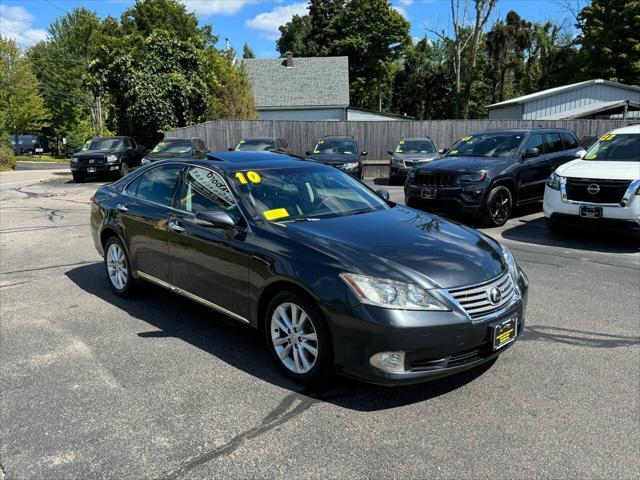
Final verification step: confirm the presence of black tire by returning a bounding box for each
[545,217,565,234]
[103,236,135,296]
[265,290,333,385]
[120,162,131,178]
[72,172,85,183]
[482,185,513,227]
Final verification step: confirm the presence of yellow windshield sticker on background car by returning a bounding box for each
[450,149,458,154]
[462,135,473,142]
[600,134,616,141]
[314,149,321,153]
[585,153,598,159]
[396,146,403,152]
[263,208,289,220]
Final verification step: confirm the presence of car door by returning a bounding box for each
[117,163,185,282]
[167,165,250,321]
[518,133,550,201]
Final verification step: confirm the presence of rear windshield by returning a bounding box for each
[583,134,640,162]
[313,139,357,155]
[395,139,436,154]
[89,138,123,151]
[447,133,524,158]
[235,139,275,151]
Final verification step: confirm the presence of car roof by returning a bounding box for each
[203,151,310,171]
[240,137,276,141]
[320,135,356,140]
[400,137,433,141]
[608,124,640,135]
[477,128,575,135]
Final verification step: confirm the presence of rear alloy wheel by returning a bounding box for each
[104,237,134,295]
[483,186,513,227]
[266,292,332,384]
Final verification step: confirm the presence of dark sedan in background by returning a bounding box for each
[405,128,585,226]
[389,137,440,184]
[305,135,367,179]
[71,136,146,182]
[90,152,528,386]
[141,137,208,165]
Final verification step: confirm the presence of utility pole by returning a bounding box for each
[96,94,103,136]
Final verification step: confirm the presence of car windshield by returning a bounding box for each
[231,165,388,222]
[583,134,640,162]
[151,140,192,154]
[395,140,436,154]
[313,139,356,155]
[235,139,275,151]
[447,133,524,158]
[89,138,123,151]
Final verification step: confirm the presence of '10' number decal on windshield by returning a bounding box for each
[235,171,262,184]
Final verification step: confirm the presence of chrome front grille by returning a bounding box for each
[448,273,516,319]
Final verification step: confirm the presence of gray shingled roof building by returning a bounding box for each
[242,54,410,121]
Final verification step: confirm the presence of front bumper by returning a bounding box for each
[330,271,528,386]
[71,163,121,173]
[404,183,486,216]
[543,185,640,233]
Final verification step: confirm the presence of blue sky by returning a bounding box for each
[1,0,579,57]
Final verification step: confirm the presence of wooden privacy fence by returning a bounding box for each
[165,119,638,178]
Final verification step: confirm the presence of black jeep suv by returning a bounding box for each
[404,129,584,226]
[305,136,367,179]
[71,136,146,182]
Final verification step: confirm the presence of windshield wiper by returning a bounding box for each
[279,217,321,223]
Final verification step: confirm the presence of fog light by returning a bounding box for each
[370,351,405,373]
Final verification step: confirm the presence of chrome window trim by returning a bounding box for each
[560,177,640,207]
[135,271,249,324]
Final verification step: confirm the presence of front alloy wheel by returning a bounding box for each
[271,302,319,374]
[120,162,130,177]
[483,186,513,227]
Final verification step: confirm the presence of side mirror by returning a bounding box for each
[576,149,587,159]
[523,147,540,158]
[305,150,312,156]
[387,150,394,155]
[375,189,390,201]
[195,209,236,229]
[361,151,368,156]
[438,148,448,155]
[228,147,234,151]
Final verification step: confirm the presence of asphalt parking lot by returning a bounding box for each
[1,170,639,480]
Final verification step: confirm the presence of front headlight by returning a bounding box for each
[501,245,520,289]
[547,171,562,190]
[460,172,487,183]
[71,157,78,163]
[106,154,119,163]
[344,162,359,170]
[391,157,402,165]
[340,273,449,311]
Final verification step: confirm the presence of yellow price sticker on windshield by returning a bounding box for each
[246,171,261,183]
[600,134,616,141]
[399,140,405,144]
[239,139,245,144]
[313,149,320,154]
[585,153,598,159]
[235,172,247,184]
[450,149,458,154]
[463,135,473,142]
[263,208,289,220]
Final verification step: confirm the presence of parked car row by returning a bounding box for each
[9,134,49,156]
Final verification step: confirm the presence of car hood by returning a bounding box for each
[556,159,640,181]
[280,206,505,289]
[74,150,113,158]
[417,156,514,173]
[308,153,359,165]
[145,151,191,159]
[393,153,440,162]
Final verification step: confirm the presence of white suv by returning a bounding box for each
[543,125,640,235]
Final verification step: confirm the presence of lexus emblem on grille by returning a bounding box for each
[587,183,600,195]
[488,287,502,305]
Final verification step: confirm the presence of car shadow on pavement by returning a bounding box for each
[521,325,640,349]
[66,262,496,412]
[498,215,639,254]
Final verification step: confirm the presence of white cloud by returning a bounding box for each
[245,2,308,40]
[399,0,413,6]
[0,5,48,46]
[392,4,409,19]
[180,0,255,16]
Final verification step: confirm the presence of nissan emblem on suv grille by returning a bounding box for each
[587,184,600,195]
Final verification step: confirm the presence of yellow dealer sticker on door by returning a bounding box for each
[263,208,289,220]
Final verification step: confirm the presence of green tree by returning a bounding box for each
[0,38,50,140]
[277,14,316,56]
[242,42,255,59]
[577,0,640,84]
[28,7,102,153]
[308,0,345,55]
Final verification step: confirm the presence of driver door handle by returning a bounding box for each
[116,203,128,213]
[168,220,186,233]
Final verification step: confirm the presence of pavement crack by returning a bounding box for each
[153,392,319,480]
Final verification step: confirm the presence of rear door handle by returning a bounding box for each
[116,203,128,212]
[168,220,186,233]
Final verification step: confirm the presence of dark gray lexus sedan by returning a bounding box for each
[90,152,528,385]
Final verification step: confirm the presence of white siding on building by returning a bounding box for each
[258,108,346,121]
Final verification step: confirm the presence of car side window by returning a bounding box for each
[560,132,579,149]
[127,165,184,206]
[544,133,564,153]
[525,134,545,153]
[177,166,241,221]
